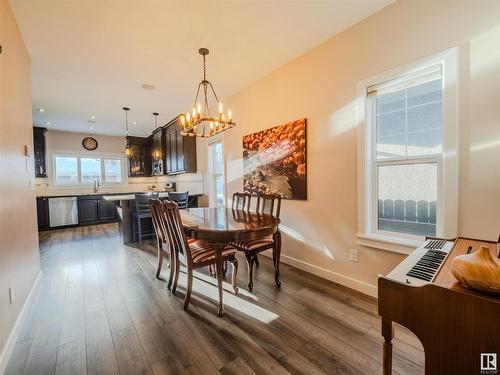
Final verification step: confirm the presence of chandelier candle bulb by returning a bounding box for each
[228,110,232,122]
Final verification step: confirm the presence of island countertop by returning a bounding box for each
[102,192,170,201]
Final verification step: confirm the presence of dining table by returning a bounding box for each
[180,207,281,316]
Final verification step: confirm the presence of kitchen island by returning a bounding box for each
[103,192,201,244]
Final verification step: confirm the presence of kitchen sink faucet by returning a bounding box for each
[93,179,100,193]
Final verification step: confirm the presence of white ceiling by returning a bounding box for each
[10,0,391,137]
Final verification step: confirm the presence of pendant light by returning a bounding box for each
[152,112,161,159]
[123,107,131,156]
[180,48,235,138]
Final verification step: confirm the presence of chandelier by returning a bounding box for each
[180,48,235,138]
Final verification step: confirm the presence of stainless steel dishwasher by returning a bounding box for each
[48,196,78,227]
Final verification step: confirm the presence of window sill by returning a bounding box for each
[356,233,421,255]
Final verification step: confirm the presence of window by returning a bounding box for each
[104,159,122,183]
[54,156,78,185]
[358,50,458,250]
[53,155,124,186]
[80,157,101,184]
[369,67,442,238]
[208,141,225,207]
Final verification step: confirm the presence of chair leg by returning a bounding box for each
[231,259,239,294]
[254,254,260,267]
[223,260,228,278]
[167,250,174,289]
[184,268,193,311]
[137,218,143,245]
[209,264,216,277]
[172,257,180,294]
[156,241,164,279]
[273,231,282,288]
[245,253,255,292]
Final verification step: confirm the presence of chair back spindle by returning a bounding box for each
[161,200,190,261]
[232,192,251,211]
[256,194,282,218]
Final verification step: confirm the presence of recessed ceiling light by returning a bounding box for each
[89,126,94,130]
[45,121,51,125]
[36,108,44,112]
[141,84,155,90]
[90,115,96,120]
[132,121,137,125]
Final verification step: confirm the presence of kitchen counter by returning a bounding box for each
[108,192,201,244]
[36,190,169,198]
[102,192,170,201]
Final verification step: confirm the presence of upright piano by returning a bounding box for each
[379,237,500,375]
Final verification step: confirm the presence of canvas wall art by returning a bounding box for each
[243,118,307,200]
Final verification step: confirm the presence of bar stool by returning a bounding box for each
[132,193,158,244]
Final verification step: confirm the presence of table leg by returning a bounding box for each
[382,318,393,375]
[214,243,224,316]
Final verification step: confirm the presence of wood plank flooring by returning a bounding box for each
[5,224,424,375]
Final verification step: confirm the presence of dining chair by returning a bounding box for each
[150,199,174,287]
[132,193,155,244]
[168,191,189,209]
[160,200,239,311]
[230,193,282,291]
[232,192,252,211]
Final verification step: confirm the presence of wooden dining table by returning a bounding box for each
[180,207,281,316]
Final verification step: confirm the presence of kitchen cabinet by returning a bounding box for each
[78,195,118,224]
[164,116,197,175]
[33,127,47,178]
[151,128,164,175]
[36,197,50,230]
[78,197,99,223]
[126,136,151,177]
[98,199,118,220]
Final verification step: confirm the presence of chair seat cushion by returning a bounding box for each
[230,236,274,251]
[187,239,236,264]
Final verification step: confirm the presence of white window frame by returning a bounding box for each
[50,150,127,187]
[356,49,458,254]
[207,137,226,207]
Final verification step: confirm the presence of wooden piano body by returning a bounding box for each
[379,237,500,375]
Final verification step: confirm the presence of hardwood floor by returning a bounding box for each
[5,224,424,375]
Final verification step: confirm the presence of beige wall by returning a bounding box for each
[46,129,126,153]
[0,0,40,360]
[223,0,500,295]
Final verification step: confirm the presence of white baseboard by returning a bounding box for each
[262,251,378,298]
[0,271,42,375]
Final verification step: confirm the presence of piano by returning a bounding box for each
[379,237,500,375]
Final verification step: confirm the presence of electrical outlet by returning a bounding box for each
[8,287,13,304]
[349,249,359,263]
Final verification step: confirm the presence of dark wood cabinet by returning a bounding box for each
[78,197,99,223]
[33,127,47,178]
[126,136,151,177]
[36,197,49,230]
[78,195,118,225]
[126,116,197,177]
[98,199,117,220]
[151,128,164,176]
[164,116,197,175]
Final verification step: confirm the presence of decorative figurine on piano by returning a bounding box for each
[451,245,500,295]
